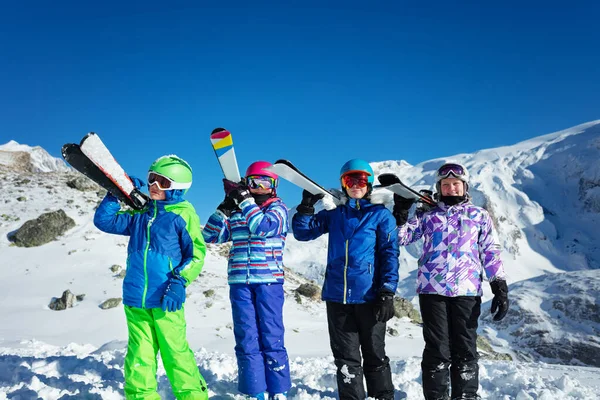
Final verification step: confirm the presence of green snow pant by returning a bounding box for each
[124,305,208,400]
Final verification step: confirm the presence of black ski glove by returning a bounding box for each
[297,190,324,215]
[227,185,252,206]
[374,289,395,323]
[217,196,236,217]
[490,280,509,321]
[393,195,415,226]
[416,190,435,213]
[223,178,246,196]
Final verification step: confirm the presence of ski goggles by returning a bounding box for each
[246,175,276,190]
[437,163,466,179]
[341,172,369,189]
[147,172,191,190]
[148,172,175,190]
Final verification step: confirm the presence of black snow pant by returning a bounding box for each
[326,301,394,400]
[419,294,481,400]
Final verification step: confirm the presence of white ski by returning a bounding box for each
[79,132,148,209]
[265,159,342,200]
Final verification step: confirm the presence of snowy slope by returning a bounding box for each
[1,121,600,398]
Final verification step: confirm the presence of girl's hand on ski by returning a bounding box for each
[223,178,245,195]
[217,196,236,217]
[228,186,252,205]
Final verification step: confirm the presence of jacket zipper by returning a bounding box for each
[247,233,251,284]
[343,240,349,304]
[142,202,158,308]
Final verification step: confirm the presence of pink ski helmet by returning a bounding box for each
[245,161,279,190]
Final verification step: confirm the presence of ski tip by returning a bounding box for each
[80,132,98,146]
[273,159,292,164]
[210,128,231,140]
[61,143,78,157]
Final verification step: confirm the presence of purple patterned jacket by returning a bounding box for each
[398,200,506,297]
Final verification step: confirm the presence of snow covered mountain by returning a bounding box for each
[1,122,600,399]
[0,140,70,173]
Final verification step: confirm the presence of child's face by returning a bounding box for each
[249,187,273,196]
[149,183,167,200]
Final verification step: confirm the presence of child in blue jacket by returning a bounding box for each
[292,159,399,400]
[94,155,208,400]
[202,161,291,400]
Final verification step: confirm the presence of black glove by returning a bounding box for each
[297,190,324,215]
[393,194,415,226]
[377,173,400,187]
[227,185,252,206]
[223,178,246,196]
[374,289,395,323]
[217,196,236,217]
[490,280,509,321]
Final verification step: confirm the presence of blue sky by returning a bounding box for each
[1,1,599,221]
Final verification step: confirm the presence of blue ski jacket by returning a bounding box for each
[202,196,288,285]
[292,196,399,304]
[94,194,206,308]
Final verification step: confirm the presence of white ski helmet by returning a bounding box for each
[435,162,469,193]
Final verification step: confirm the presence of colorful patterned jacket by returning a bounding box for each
[202,197,288,285]
[398,200,505,297]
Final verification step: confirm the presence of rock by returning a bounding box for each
[295,283,321,301]
[10,209,76,247]
[16,196,26,202]
[76,294,86,301]
[203,289,215,298]
[110,264,122,273]
[99,298,122,310]
[387,327,399,337]
[393,297,422,324]
[66,176,99,191]
[477,335,512,361]
[49,290,77,311]
[116,270,126,279]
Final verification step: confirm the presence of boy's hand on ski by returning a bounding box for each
[490,280,509,321]
[161,276,186,312]
[129,175,146,189]
[104,191,120,203]
[297,190,324,215]
[377,173,401,187]
[374,289,395,322]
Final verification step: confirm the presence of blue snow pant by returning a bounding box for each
[229,283,291,396]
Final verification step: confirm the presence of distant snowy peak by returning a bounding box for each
[0,140,69,173]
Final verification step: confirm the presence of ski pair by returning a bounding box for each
[209,128,436,206]
[209,128,339,199]
[62,133,149,210]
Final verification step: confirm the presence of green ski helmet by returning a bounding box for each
[148,155,193,190]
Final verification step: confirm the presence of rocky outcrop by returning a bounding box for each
[10,210,75,247]
[49,290,85,311]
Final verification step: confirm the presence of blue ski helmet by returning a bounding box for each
[339,159,374,183]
